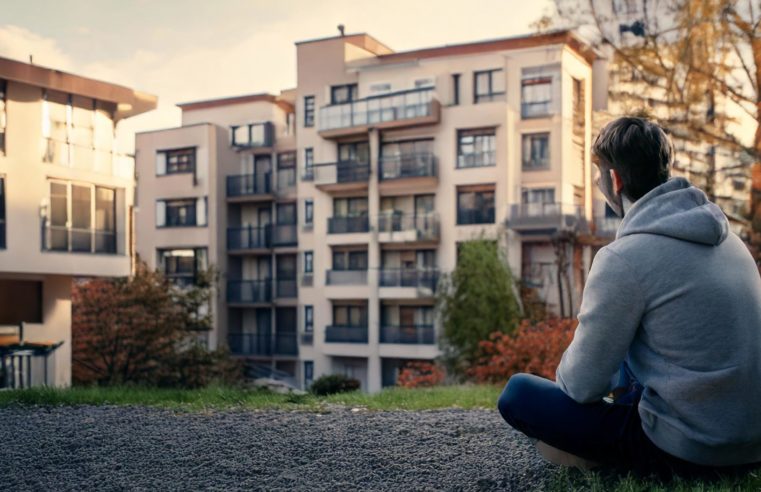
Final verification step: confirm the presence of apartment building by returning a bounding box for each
[136,29,605,392]
[0,56,157,388]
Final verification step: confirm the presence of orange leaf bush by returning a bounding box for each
[397,361,446,388]
[469,318,578,383]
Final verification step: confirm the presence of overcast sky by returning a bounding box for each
[0,0,553,151]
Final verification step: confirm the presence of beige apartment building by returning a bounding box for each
[0,56,156,388]
[136,29,610,392]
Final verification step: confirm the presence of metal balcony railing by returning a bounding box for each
[325,325,369,344]
[325,269,368,286]
[275,278,298,298]
[378,269,439,291]
[319,87,435,131]
[377,212,439,240]
[328,216,369,234]
[457,208,496,225]
[227,279,272,304]
[42,225,117,254]
[507,203,585,232]
[456,151,496,169]
[226,172,271,197]
[227,226,271,250]
[313,161,370,186]
[228,332,298,356]
[272,224,298,247]
[379,152,437,180]
[380,325,435,344]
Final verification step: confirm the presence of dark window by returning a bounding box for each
[0,79,6,153]
[332,250,368,271]
[522,133,550,170]
[304,251,313,273]
[457,187,496,225]
[165,199,197,227]
[277,152,296,190]
[277,254,297,279]
[304,96,315,127]
[331,84,358,104]
[277,203,297,225]
[338,141,370,164]
[304,360,314,387]
[451,73,460,106]
[522,188,555,205]
[333,197,368,217]
[164,148,195,175]
[0,176,5,249]
[158,248,208,287]
[457,128,496,168]
[303,147,314,180]
[333,304,368,326]
[46,182,117,253]
[304,199,314,225]
[474,69,505,103]
[304,306,314,332]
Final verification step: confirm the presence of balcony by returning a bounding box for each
[272,224,298,247]
[506,203,587,235]
[275,278,298,299]
[377,213,439,243]
[228,332,271,356]
[457,208,496,225]
[42,138,134,179]
[379,269,439,292]
[313,161,370,192]
[380,325,435,344]
[227,226,271,252]
[226,173,273,201]
[227,279,272,305]
[42,225,117,254]
[273,332,298,355]
[379,153,437,181]
[318,87,440,138]
[325,325,369,344]
[326,269,368,286]
[328,216,369,234]
[230,122,274,150]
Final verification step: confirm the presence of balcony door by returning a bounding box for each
[522,188,555,216]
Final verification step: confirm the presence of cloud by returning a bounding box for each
[0,24,75,70]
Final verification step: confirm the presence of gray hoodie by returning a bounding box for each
[555,177,761,466]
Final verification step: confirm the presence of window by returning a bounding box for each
[369,82,392,94]
[414,78,435,88]
[333,250,368,271]
[451,74,460,106]
[521,65,558,118]
[304,306,314,332]
[45,181,117,253]
[522,133,550,170]
[0,80,6,153]
[0,176,5,249]
[330,84,358,104]
[457,186,496,225]
[303,147,314,180]
[157,197,206,227]
[474,69,505,103]
[304,199,314,225]
[276,202,297,225]
[333,197,368,217]
[158,248,208,287]
[457,128,496,168]
[521,188,556,216]
[333,304,368,327]
[277,152,296,190]
[303,96,315,127]
[304,251,313,274]
[156,148,195,175]
[285,112,295,136]
[304,361,314,388]
[338,141,370,164]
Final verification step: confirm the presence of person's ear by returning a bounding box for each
[610,169,624,195]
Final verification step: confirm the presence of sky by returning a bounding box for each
[0,0,554,151]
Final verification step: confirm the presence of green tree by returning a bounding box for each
[436,239,521,376]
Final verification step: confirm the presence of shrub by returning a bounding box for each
[157,344,243,389]
[310,374,361,396]
[469,318,577,384]
[397,361,446,388]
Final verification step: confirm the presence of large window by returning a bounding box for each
[338,141,370,164]
[158,248,208,287]
[521,65,558,118]
[157,197,207,227]
[303,96,315,127]
[0,176,5,249]
[457,128,496,168]
[331,84,358,104]
[46,181,117,253]
[457,186,496,225]
[522,133,550,170]
[156,148,195,175]
[474,69,505,103]
[333,197,368,217]
[276,203,297,225]
[333,304,368,327]
[333,250,368,271]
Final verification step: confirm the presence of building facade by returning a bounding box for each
[136,30,608,392]
[0,56,157,388]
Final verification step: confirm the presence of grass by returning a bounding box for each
[1,384,759,491]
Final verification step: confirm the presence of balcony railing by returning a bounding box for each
[42,225,117,254]
[507,203,586,232]
[272,224,298,246]
[328,216,369,234]
[377,212,439,240]
[227,279,272,304]
[379,269,439,291]
[379,152,437,180]
[313,161,370,186]
[274,332,298,355]
[326,269,368,285]
[521,101,553,119]
[276,278,298,298]
[319,87,435,132]
[325,325,369,344]
[42,138,134,179]
[380,325,435,344]
[227,226,271,250]
[226,173,272,197]
[228,332,298,356]
[276,169,296,193]
[457,151,496,169]
[457,208,496,225]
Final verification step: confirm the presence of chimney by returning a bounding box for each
[338,24,345,37]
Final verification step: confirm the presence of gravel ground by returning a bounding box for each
[0,405,560,491]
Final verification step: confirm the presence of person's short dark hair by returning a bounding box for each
[592,116,672,200]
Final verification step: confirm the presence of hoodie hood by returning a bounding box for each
[616,177,729,246]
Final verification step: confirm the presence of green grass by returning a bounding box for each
[547,467,761,491]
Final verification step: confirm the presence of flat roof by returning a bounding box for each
[0,55,157,120]
[296,32,394,56]
[177,92,294,113]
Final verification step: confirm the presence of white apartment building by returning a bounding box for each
[0,56,157,388]
[136,29,608,392]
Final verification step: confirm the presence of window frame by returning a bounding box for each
[159,197,205,228]
[303,251,314,274]
[456,128,497,168]
[158,147,196,176]
[521,132,551,171]
[304,199,314,225]
[473,68,505,104]
[303,95,315,128]
[456,186,496,225]
[157,247,208,287]
[304,306,314,333]
[330,84,358,105]
[451,73,461,106]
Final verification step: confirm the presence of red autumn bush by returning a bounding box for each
[397,361,446,388]
[469,318,578,383]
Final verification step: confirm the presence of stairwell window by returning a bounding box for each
[303,96,315,127]
[474,69,505,103]
[304,199,313,226]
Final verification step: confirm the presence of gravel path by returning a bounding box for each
[0,406,559,491]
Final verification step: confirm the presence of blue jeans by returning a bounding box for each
[497,367,758,479]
